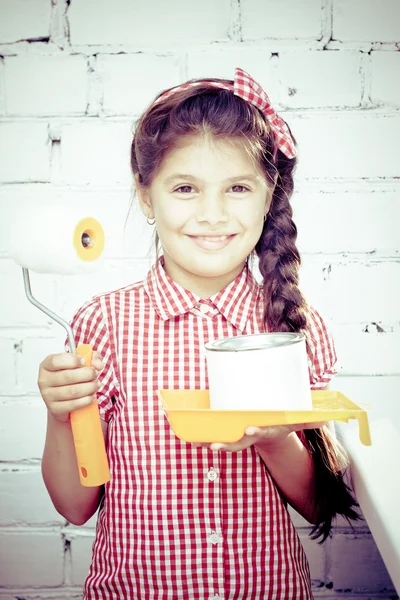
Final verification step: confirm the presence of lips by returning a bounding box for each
[187,234,236,251]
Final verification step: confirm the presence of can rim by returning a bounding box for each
[204,332,305,352]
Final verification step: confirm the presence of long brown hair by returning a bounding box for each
[131,77,359,542]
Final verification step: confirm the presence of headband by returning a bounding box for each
[152,67,296,159]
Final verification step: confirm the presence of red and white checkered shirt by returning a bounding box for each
[69,258,339,600]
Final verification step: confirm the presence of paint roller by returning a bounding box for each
[9,201,110,487]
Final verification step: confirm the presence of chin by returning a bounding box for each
[190,260,244,279]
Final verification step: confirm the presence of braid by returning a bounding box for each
[256,149,360,543]
[255,152,308,333]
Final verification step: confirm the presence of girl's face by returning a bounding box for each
[137,135,272,297]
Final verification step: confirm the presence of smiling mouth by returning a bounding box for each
[187,234,237,250]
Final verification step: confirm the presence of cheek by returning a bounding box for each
[236,203,264,228]
[157,200,193,227]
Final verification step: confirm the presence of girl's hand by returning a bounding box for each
[193,421,326,453]
[38,351,105,423]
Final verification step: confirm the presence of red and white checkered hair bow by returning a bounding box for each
[152,67,296,159]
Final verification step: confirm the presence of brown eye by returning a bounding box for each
[175,185,194,193]
[230,185,249,193]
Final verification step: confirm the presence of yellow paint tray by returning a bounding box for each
[157,389,371,446]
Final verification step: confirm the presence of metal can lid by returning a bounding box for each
[205,332,305,352]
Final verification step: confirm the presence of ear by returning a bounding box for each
[264,190,274,220]
[134,174,154,219]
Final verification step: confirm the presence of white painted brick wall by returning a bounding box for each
[333,0,400,43]
[241,0,322,40]
[0,123,50,182]
[278,51,362,109]
[98,54,181,116]
[0,532,64,586]
[58,121,132,185]
[4,55,88,116]
[0,469,63,525]
[371,52,400,107]
[0,0,51,43]
[288,113,400,179]
[0,0,398,598]
[68,0,231,47]
[0,401,47,462]
[293,185,400,254]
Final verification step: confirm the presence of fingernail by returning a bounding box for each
[246,427,257,436]
[211,443,223,451]
[80,358,85,366]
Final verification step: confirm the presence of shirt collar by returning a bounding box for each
[144,257,260,331]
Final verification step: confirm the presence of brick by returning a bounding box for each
[336,375,400,412]
[371,52,400,107]
[241,0,322,41]
[293,186,400,254]
[16,336,66,395]
[187,48,277,100]
[287,113,400,179]
[0,0,51,43]
[4,55,88,116]
[0,259,57,328]
[0,337,20,395]
[0,58,5,115]
[327,533,394,591]
[333,0,400,43]
[59,121,132,185]
[0,467,63,524]
[333,324,400,376]
[0,399,46,461]
[299,532,326,586]
[0,531,63,586]
[327,261,399,324]
[298,256,331,316]
[0,123,50,183]
[98,54,181,116]
[69,533,95,585]
[68,0,230,46]
[278,51,362,108]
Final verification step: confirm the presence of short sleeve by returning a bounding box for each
[306,306,342,390]
[64,298,119,422]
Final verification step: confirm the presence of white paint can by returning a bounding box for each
[205,332,312,411]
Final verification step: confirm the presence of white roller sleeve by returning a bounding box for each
[9,201,105,274]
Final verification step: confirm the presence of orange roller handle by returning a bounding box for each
[70,343,110,487]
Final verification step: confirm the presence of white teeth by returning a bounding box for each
[197,236,228,241]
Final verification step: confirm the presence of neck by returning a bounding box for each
[161,257,246,298]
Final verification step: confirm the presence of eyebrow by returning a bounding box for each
[163,174,260,185]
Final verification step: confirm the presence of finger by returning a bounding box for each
[245,426,288,438]
[44,366,100,388]
[210,437,253,452]
[45,379,101,404]
[192,442,212,449]
[49,394,98,418]
[293,422,327,431]
[91,351,105,372]
[41,353,84,372]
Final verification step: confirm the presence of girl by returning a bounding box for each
[39,68,358,600]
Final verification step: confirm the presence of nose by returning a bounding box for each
[196,193,229,226]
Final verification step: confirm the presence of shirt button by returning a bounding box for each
[207,467,218,482]
[211,596,221,599]
[199,303,209,314]
[208,531,221,545]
